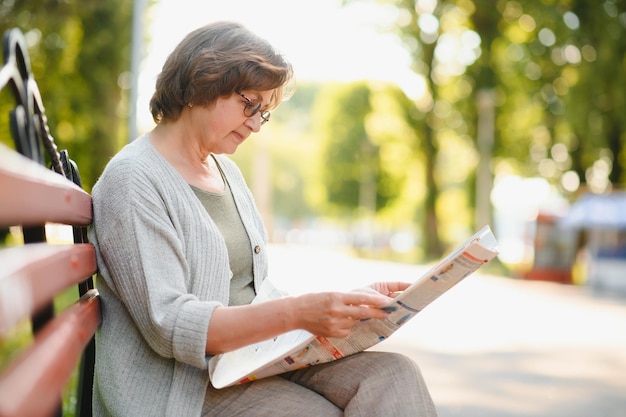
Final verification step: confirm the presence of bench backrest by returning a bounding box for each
[0,28,100,417]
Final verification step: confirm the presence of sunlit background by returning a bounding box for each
[137,0,417,122]
[132,0,626,288]
[1,1,626,416]
[139,3,626,415]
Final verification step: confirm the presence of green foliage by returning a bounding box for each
[316,82,372,213]
[232,81,324,222]
[232,79,427,254]
[313,81,418,217]
[335,0,626,257]
[0,0,134,190]
[0,285,82,417]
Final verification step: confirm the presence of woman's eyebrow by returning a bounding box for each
[246,92,269,107]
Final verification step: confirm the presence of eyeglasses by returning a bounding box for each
[237,92,270,125]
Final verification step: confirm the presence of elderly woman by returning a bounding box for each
[89,21,437,417]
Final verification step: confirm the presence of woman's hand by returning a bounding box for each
[291,291,392,338]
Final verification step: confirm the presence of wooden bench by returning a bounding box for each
[0,28,100,417]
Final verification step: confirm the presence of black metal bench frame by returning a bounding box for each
[0,28,99,417]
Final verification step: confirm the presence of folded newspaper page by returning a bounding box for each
[208,225,499,389]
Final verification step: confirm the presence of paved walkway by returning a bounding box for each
[267,244,626,417]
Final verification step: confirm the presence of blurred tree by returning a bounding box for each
[342,0,626,255]
[366,81,420,219]
[485,0,626,194]
[0,0,134,190]
[315,82,374,215]
[390,0,444,257]
[312,81,418,247]
[466,1,500,229]
[563,0,626,190]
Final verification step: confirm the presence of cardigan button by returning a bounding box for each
[254,245,261,254]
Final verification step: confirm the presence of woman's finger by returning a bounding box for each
[346,303,388,321]
[342,291,391,308]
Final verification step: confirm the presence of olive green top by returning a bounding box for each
[190,161,255,306]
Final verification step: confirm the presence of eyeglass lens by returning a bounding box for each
[239,92,270,124]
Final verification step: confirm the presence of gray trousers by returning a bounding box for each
[203,351,438,416]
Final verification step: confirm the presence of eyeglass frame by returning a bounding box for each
[237,92,270,125]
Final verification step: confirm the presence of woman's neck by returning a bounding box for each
[150,123,225,192]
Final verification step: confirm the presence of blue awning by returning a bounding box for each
[559,192,626,230]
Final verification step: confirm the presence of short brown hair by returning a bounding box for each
[149,21,294,123]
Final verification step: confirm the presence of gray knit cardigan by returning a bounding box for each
[88,134,269,417]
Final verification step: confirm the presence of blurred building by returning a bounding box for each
[559,192,626,293]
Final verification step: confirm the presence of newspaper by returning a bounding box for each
[208,225,499,389]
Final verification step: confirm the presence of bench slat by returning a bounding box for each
[0,143,92,227]
[0,27,100,417]
[0,243,96,335]
[0,290,100,417]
